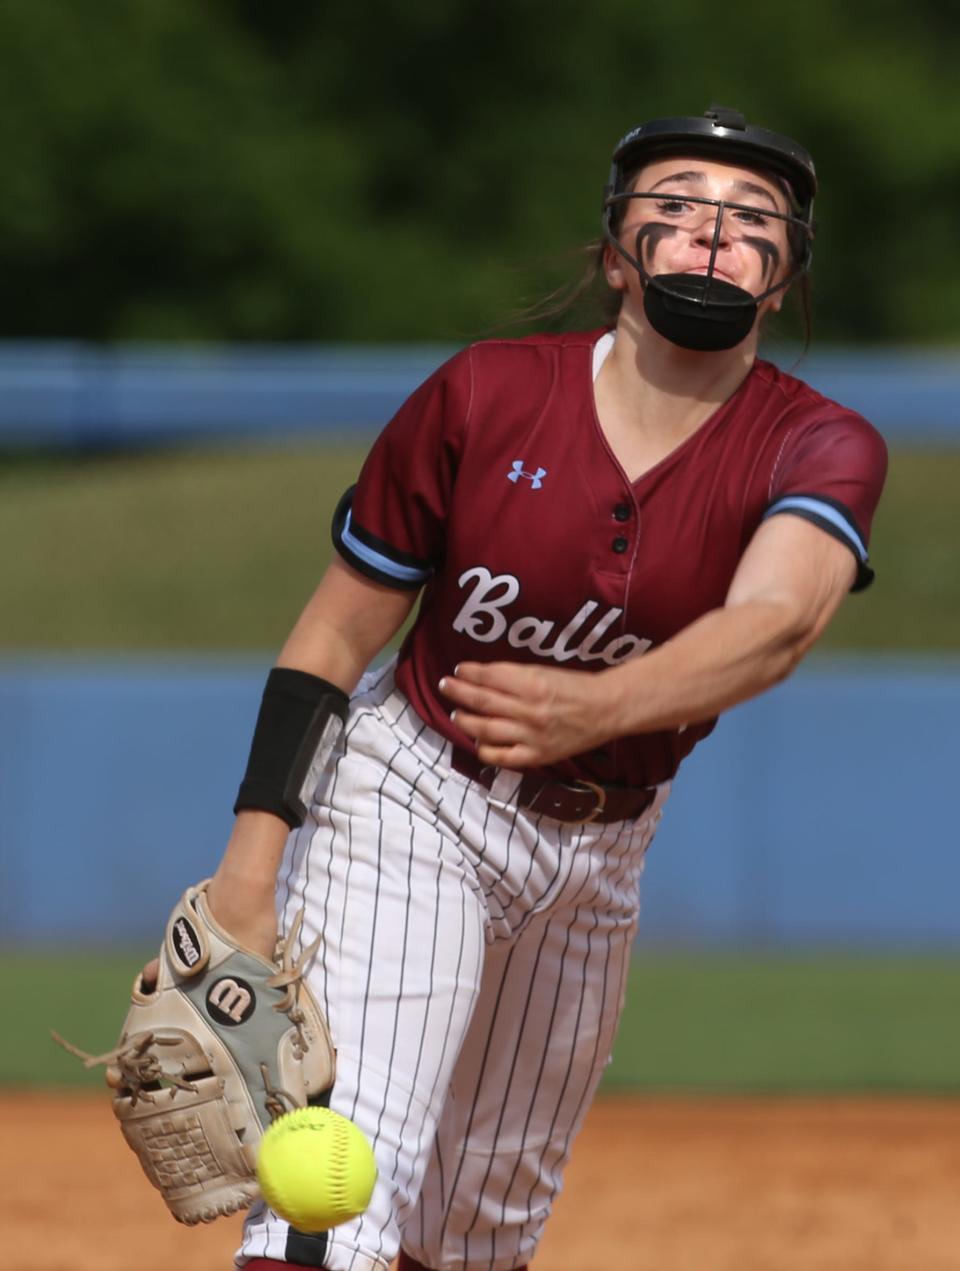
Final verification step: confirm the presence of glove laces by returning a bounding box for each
[52,904,324,1113]
[265,907,321,1059]
[51,1030,198,1105]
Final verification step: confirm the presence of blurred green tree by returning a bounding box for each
[0,0,956,342]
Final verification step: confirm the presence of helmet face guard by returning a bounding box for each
[602,105,816,351]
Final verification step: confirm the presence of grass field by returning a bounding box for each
[1,445,958,651]
[2,447,957,1097]
[7,951,959,1092]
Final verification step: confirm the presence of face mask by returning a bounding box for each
[604,193,808,352]
[642,271,758,352]
[601,107,816,352]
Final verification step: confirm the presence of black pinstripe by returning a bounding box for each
[300,711,367,1024]
[346,739,404,1127]
[474,793,514,930]
[530,821,651,1232]
[241,665,664,1271]
[436,936,523,1260]
[494,833,630,1221]
[458,921,556,1266]
[358,817,416,1270]
[471,823,638,1266]
[373,756,484,1261]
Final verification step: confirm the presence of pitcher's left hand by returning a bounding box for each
[439,661,617,768]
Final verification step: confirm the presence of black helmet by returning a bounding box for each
[602,105,816,351]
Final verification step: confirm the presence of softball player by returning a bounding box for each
[205,106,887,1271]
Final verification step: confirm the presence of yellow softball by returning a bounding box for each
[256,1106,378,1233]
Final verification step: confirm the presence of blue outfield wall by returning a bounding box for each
[0,342,959,447]
[0,656,957,948]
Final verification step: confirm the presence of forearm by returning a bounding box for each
[209,560,416,941]
[224,561,415,870]
[602,598,813,736]
[276,612,374,695]
[219,609,367,897]
[217,811,290,888]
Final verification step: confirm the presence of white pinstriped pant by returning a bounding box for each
[238,661,668,1271]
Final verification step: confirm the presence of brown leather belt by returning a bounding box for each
[450,748,657,825]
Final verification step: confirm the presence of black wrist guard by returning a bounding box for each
[234,668,350,829]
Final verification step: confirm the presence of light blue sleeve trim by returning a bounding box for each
[763,496,868,561]
[340,510,432,584]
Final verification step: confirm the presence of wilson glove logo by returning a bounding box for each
[206,977,256,1025]
[171,917,203,972]
[507,461,547,489]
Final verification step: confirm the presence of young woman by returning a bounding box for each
[213,105,887,1271]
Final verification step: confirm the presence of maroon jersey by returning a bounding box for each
[333,329,887,788]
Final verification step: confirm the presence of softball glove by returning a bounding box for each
[54,879,335,1225]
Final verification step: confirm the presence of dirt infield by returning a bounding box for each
[6,1091,960,1271]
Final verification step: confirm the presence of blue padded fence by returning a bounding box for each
[0,656,957,948]
[0,343,957,447]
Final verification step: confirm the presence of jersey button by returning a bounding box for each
[611,536,629,553]
[613,503,631,522]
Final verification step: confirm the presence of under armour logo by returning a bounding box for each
[507,461,547,489]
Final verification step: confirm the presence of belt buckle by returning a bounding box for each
[572,778,607,824]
